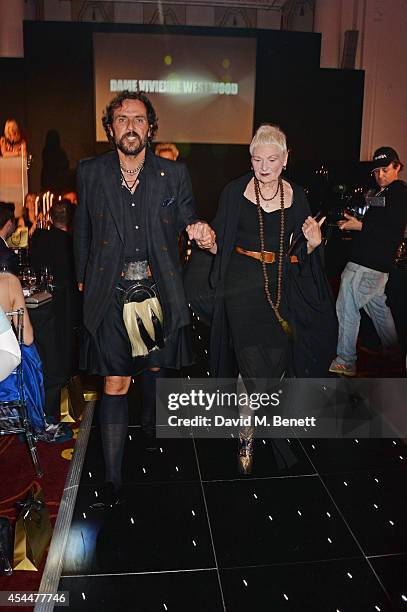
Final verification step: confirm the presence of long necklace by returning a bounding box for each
[254,176,292,337]
[121,171,139,193]
[257,179,280,202]
[120,159,144,175]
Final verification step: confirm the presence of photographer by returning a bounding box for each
[330,147,407,376]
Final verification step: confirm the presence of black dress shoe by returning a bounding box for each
[89,482,124,509]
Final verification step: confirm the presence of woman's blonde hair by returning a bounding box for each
[250,124,287,156]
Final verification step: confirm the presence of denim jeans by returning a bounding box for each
[336,262,398,367]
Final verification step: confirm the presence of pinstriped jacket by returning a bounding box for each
[73,148,198,337]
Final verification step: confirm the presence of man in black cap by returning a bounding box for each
[329,147,407,376]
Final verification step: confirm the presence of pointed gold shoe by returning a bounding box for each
[238,427,254,476]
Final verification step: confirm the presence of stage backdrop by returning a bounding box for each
[94,32,256,145]
[3,21,364,219]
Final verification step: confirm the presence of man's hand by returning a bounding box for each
[302,215,326,253]
[338,212,363,231]
[186,221,216,250]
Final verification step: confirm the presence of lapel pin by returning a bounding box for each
[160,171,165,176]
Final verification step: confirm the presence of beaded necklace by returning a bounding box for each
[254,177,292,337]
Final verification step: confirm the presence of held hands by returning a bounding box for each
[337,212,363,231]
[302,215,326,252]
[186,221,216,250]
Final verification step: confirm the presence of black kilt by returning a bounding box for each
[80,278,193,376]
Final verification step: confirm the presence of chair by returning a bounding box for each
[0,308,43,477]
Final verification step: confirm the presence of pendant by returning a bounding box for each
[279,317,293,338]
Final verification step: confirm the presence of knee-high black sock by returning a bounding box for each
[99,393,129,489]
[140,368,167,434]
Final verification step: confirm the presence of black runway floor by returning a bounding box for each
[57,317,407,611]
[57,421,407,611]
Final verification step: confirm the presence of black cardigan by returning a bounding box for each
[207,173,338,378]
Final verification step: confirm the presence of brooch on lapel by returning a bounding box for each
[162,196,176,207]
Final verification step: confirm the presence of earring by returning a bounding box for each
[283,165,286,170]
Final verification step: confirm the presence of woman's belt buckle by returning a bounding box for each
[122,260,149,281]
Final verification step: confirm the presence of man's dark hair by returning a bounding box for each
[0,202,15,230]
[50,199,75,231]
[102,90,158,144]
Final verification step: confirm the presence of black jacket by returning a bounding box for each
[209,173,338,377]
[0,238,18,274]
[73,149,198,337]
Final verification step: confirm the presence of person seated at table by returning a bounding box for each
[0,202,18,274]
[0,119,26,158]
[18,193,38,238]
[0,272,33,347]
[0,305,20,382]
[0,272,46,432]
[30,199,76,286]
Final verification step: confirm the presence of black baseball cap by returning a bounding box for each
[371,147,401,172]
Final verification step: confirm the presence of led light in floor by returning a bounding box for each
[327,537,333,543]
[389,520,395,526]
[343,481,348,487]
[402,594,407,602]
[347,572,352,579]
[191,510,195,516]
[326,512,331,518]
[268,515,273,521]
[82,593,86,601]
[373,504,378,509]
[192,539,197,547]
[130,517,135,525]
[297,510,302,516]
[283,593,289,601]
[253,493,258,499]
[243,579,248,587]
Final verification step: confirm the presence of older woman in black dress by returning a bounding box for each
[205,124,335,473]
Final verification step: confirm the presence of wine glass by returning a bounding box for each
[40,266,54,292]
[21,267,36,292]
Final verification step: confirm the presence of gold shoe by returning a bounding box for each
[238,427,254,476]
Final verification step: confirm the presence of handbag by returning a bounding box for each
[13,486,52,571]
[122,283,164,357]
[0,517,13,576]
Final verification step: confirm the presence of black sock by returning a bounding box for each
[140,368,167,435]
[99,393,128,489]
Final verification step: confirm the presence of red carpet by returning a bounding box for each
[0,427,78,610]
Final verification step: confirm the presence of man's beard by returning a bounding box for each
[115,131,148,157]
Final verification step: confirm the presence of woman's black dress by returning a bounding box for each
[223,194,295,379]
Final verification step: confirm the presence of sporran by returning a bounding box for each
[122,283,164,357]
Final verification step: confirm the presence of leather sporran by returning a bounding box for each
[122,283,164,357]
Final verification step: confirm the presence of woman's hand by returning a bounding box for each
[302,215,326,253]
[186,221,216,250]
